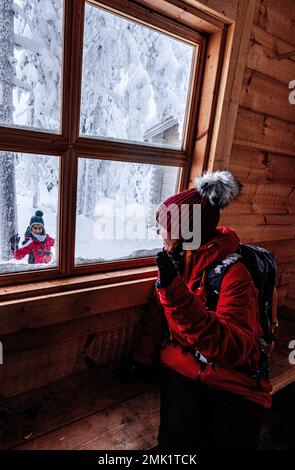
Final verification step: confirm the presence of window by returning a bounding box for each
[0,0,64,132]
[80,3,195,149]
[0,0,210,286]
[75,158,180,264]
[0,151,59,274]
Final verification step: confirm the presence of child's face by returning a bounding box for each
[31,224,43,234]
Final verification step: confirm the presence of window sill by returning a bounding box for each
[0,265,158,303]
[0,266,159,336]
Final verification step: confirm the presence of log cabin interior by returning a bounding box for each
[0,0,295,454]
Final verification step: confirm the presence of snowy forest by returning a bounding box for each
[0,0,194,272]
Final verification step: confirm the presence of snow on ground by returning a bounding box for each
[75,197,163,264]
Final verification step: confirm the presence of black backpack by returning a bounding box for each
[206,244,278,380]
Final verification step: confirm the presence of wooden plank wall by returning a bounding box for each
[219,0,295,313]
[0,301,149,397]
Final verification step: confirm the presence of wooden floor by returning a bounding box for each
[1,315,295,451]
[1,363,160,451]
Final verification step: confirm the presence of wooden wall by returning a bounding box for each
[0,277,155,397]
[0,302,148,397]
[219,0,295,313]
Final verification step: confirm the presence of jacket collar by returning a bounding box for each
[183,226,240,288]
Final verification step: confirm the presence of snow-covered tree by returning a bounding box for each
[76,4,194,223]
[13,0,61,209]
[0,0,18,260]
[13,0,62,130]
[77,159,86,216]
[118,24,152,141]
[128,22,193,133]
[0,153,18,261]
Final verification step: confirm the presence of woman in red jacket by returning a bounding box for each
[129,170,271,450]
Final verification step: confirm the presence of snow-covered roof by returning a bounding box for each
[143,116,178,140]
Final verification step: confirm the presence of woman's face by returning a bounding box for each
[157,225,179,253]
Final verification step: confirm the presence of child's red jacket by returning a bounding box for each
[13,235,55,264]
[131,226,272,409]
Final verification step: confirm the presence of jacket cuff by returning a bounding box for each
[156,273,193,307]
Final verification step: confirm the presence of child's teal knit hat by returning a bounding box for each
[30,210,44,228]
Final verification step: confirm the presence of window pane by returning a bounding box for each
[0,0,63,132]
[0,152,59,273]
[80,2,195,149]
[75,158,180,264]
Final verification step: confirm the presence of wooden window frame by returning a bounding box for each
[0,0,242,289]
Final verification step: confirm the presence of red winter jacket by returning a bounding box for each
[131,226,272,409]
[13,234,55,264]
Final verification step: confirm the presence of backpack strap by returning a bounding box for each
[263,286,278,358]
[206,253,243,299]
[271,287,278,336]
[206,251,272,382]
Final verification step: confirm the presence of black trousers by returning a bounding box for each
[157,366,268,451]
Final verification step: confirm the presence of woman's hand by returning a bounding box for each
[156,249,178,288]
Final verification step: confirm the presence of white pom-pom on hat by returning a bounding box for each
[195,170,243,209]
